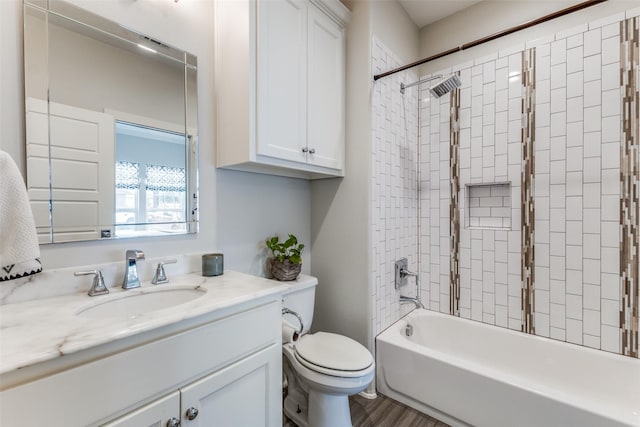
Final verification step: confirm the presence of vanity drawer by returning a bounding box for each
[0,300,281,427]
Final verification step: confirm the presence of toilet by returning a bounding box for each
[281,275,374,427]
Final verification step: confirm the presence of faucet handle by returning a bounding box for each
[75,270,109,296]
[152,259,177,285]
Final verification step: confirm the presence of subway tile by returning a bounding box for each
[550,186,566,209]
[537,54,551,80]
[583,259,601,285]
[583,233,601,259]
[551,38,567,65]
[583,284,601,310]
[601,35,620,65]
[551,327,566,341]
[566,96,583,123]
[566,33,584,49]
[566,171,583,196]
[550,63,567,89]
[583,309,600,336]
[567,46,584,73]
[566,197,583,220]
[584,80,601,107]
[582,182,600,209]
[566,244,583,270]
[550,256,566,280]
[568,122,585,148]
[602,88,621,117]
[601,272,620,300]
[550,303,566,329]
[551,88,567,113]
[566,147,583,172]
[602,116,620,143]
[584,106,602,132]
[566,269,583,295]
[583,209,601,234]
[583,54,601,82]
[567,71,584,98]
[566,293,583,319]
[549,279,568,310]
[583,131,601,158]
[601,247,619,274]
[536,313,550,337]
[583,157,601,183]
[583,27,602,56]
[602,299,619,327]
[566,319,583,344]
[537,102,551,127]
[550,112,567,137]
[583,334,600,350]
[601,325,620,353]
[601,221,619,248]
[601,63,619,91]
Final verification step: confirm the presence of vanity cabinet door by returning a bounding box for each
[180,344,281,427]
[103,391,180,427]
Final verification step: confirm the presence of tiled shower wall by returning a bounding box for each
[417,9,639,356]
[371,38,419,349]
[372,8,639,357]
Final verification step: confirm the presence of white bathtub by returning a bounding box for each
[376,309,640,427]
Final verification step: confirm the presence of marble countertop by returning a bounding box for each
[0,271,315,377]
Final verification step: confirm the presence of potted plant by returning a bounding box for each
[266,234,304,281]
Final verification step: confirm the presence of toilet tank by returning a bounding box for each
[281,275,318,335]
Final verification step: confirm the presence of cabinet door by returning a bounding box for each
[104,391,180,427]
[307,6,345,170]
[256,0,308,164]
[180,344,282,427]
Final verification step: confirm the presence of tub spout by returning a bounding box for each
[400,295,424,309]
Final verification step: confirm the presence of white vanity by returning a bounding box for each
[0,270,295,427]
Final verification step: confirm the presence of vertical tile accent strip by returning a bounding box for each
[450,80,461,316]
[521,48,536,334]
[621,17,639,358]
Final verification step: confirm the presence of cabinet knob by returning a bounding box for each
[185,407,199,420]
[308,148,315,154]
[166,417,181,427]
[301,147,308,153]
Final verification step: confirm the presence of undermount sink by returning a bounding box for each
[76,287,207,319]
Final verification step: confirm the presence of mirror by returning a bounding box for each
[23,0,198,244]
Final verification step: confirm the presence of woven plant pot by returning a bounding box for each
[270,259,301,281]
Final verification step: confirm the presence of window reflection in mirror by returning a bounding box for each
[114,122,188,237]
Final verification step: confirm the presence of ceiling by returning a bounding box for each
[397,0,483,29]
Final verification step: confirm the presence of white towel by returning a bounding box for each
[0,150,42,281]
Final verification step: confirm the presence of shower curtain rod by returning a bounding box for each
[373,0,607,81]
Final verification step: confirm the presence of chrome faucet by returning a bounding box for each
[400,295,424,309]
[122,249,145,289]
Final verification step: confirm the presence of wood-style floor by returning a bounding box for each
[283,393,450,427]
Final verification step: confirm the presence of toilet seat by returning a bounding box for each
[294,332,373,378]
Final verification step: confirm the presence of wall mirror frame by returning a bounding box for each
[23,0,199,244]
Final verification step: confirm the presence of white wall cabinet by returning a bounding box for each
[216,0,350,179]
[0,301,282,427]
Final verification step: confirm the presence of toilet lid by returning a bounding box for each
[295,332,373,372]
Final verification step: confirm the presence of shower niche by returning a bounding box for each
[464,182,512,230]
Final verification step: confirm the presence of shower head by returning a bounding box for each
[429,74,462,98]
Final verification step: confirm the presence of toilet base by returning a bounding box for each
[284,390,353,427]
